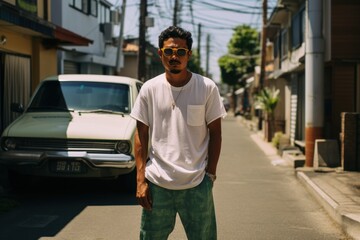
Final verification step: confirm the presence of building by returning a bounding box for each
[0,0,92,133]
[51,0,119,74]
[266,0,360,167]
[117,38,163,80]
[266,0,305,148]
[50,2,163,79]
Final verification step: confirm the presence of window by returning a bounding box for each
[273,34,282,68]
[72,0,84,11]
[29,81,130,113]
[273,35,280,59]
[70,0,98,16]
[301,9,305,43]
[43,0,49,20]
[281,29,288,59]
[291,7,305,49]
[99,2,111,23]
[292,12,301,48]
[90,0,98,16]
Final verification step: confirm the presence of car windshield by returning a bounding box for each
[27,81,130,113]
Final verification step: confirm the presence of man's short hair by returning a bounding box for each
[158,26,193,50]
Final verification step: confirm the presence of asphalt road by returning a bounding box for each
[0,115,350,240]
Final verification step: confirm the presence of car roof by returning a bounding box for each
[43,74,142,85]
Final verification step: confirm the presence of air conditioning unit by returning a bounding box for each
[111,10,120,24]
[101,23,113,43]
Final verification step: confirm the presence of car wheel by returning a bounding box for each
[8,171,40,192]
[8,170,29,191]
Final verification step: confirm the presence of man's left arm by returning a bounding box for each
[206,117,222,177]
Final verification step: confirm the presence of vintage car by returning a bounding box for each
[0,74,142,191]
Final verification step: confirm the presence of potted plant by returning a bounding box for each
[254,87,280,142]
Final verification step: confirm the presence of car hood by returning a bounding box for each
[3,112,136,140]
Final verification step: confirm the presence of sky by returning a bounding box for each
[110,0,277,82]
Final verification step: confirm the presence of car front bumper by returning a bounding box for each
[0,150,135,178]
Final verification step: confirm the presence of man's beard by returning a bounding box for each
[169,60,182,74]
[170,69,181,74]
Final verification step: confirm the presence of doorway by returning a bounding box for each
[0,52,31,133]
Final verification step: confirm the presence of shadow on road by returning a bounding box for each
[0,177,137,240]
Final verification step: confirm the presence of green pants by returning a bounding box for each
[140,175,217,240]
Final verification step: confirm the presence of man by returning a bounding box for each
[130,26,226,240]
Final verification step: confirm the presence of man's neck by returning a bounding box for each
[166,70,192,87]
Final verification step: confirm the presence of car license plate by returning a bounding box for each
[52,160,85,173]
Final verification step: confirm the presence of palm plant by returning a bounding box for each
[254,87,280,141]
[254,87,280,120]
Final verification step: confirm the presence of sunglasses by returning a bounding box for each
[160,48,189,57]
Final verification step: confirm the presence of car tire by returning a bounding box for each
[8,170,30,191]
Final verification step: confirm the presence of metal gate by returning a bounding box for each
[64,61,80,74]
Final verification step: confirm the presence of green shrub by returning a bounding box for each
[271,131,283,148]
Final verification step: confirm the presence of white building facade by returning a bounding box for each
[52,0,121,75]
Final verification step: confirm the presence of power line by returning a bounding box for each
[208,0,263,10]
[194,0,262,14]
[129,0,266,80]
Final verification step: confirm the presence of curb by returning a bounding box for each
[297,171,360,240]
[239,116,360,239]
[343,213,360,239]
[296,171,341,222]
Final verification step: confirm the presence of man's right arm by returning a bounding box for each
[134,120,152,210]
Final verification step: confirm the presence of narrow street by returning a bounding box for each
[0,115,349,240]
[213,115,348,240]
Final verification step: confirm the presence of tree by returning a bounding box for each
[218,25,259,87]
[218,25,260,112]
[188,49,204,75]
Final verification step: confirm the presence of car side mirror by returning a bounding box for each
[11,103,24,113]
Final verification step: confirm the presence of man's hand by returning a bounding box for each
[136,181,152,210]
[134,122,151,210]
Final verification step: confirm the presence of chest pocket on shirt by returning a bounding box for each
[187,105,205,126]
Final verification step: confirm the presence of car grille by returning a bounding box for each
[12,138,117,153]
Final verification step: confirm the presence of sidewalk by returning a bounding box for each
[296,168,360,240]
[237,116,360,240]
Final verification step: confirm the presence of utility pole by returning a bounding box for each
[206,34,210,77]
[258,0,267,131]
[173,0,179,26]
[115,0,126,75]
[305,0,324,166]
[138,0,147,82]
[259,0,267,88]
[197,23,201,70]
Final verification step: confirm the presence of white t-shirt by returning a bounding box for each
[130,73,227,190]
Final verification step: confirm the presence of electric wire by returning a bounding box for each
[124,0,273,80]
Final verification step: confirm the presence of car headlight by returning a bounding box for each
[2,138,17,151]
[115,141,131,154]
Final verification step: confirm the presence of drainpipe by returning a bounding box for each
[305,0,324,166]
